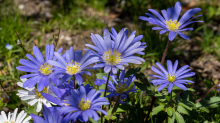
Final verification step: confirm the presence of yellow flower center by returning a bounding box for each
[78,98,91,111]
[39,62,53,75]
[66,60,81,75]
[35,88,48,98]
[116,83,127,93]
[103,48,121,65]
[4,120,14,123]
[167,74,176,82]
[166,19,180,31]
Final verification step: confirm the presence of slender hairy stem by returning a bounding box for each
[195,81,220,103]
[161,40,171,65]
[54,28,60,48]
[145,40,171,122]
[101,72,111,123]
[15,31,28,55]
[170,90,172,108]
[73,75,75,89]
[108,95,121,123]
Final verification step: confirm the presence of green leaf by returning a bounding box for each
[89,117,98,123]
[177,105,189,115]
[175,112,185,123]
[168,113,175,123]
[96,73,107,79]
[167,107,173,117]
[196,96,220,109]
[187,88,195,92]
[152,105,165,115]
[134,82,147,91]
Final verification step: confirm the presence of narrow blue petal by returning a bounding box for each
[176,32,190,40]
[48,44,54,60]
[38,77,46,91]
[26,54,41,66]
[131,35,143,44]
[168,83,173,93]
[179,8,201,24]
[167,7,174,20]
[168,31,176,41]
[90,110,99,121]
[69,47,74,62]
[148,9,166,23]
[30,114,46,123]
[160,30,168,34]
[112,66,117,74]
[151,66,166,77]
[41,92,61,105]
[152,27,164,30]
[156,62,168,75]
[161,10,168,21]
[174,82,187,91]
[104,65,111,73]
[95,34,108,51]
[167,60,173,74]
[175,65,189,75]
[23,76,41,88]
[173,2,181,20]
[54,52,66,66]
[104,29,112,49]
[45,45,50,61]
[82,112,89,122]
[33,46,45,64]
[75,74,83,85]
[157,82,169,92]
[172,60,179,73]
[16,66,38,72]
[60,106,80,115]
[74,50,82,63]
[177,72,195,79]
[19,59,39,69]
[80,57,99,69]
[80,50,91,64]
[20,74,38,79]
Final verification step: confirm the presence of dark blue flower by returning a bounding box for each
[151,60,195,93]
[86,28,145,74]
[31,105,63,123]
[97,70,137,103]
[16,44,62,91]
[41,82,93,107]
[48,47,99,85]
[59,86,109,122]
[139,1,203,41]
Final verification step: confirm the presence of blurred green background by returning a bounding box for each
[0,0,220,120]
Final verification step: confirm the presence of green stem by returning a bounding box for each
[101,72,111,123]
[170,90,172,108]
[108,95,121,123]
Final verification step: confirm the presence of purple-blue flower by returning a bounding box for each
[139,1,203,41]
[151,60,195,93]
[16,44,62,91]
[59,86,109,122]
[97,70,137,103]
[31,105,63,123]
[41,82,93,106]
[48,47,99,85]
[86,28,145,74]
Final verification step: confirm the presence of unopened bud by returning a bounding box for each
[16,40,21,46]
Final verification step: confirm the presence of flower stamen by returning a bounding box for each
[103,48,121,65]
[167,74,176,82]
[35,88,48,98]
[39,62,53,75]
[66,60,81,75]
[4,120,14,123]
[78,98,91,111]
[166,19,180,31]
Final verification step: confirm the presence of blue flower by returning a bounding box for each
[97,70,137,103]
[48,47,99,85]
[5,43,13,50]
[41,82,93,106]
[59,85,109,122]
[31,105,63,123]
[139,1,203,41]
[151,60,195,93]
[16,44,63,91]
[86,28,145,74]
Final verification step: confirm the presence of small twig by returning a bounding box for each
[15,31,28,54]
[54,28,61,48]
[108,95,121,123]
[195,81,220,103]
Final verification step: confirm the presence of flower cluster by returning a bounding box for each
[13,1,202,122]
